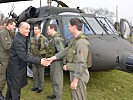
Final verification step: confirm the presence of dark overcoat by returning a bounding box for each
[7,32,41,89]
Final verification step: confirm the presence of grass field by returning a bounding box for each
[3,70,133,100]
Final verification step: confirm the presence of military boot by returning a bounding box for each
[0,91,5,100]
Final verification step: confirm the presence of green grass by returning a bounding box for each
[3,70,133,100]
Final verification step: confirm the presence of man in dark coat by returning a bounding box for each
[5,22,47,100]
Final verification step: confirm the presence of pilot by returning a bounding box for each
[47,18,92,100]
[46,24,64,100]
[30,24,48,93]
[0,19,16,99]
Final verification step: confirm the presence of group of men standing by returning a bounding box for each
[0,17,92,100]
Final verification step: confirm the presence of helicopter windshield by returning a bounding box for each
[62,16,111,39]
[84,17,107,34]
[62,16,95,39]
[96,17,117,34]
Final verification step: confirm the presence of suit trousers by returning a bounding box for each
[6,82,21,100]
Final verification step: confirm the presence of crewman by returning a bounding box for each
[46,24,64,100]
[0,19,16,99]
[30,24,48,93]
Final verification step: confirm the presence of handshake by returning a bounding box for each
[40,56,57,67]
[40,56,68,71]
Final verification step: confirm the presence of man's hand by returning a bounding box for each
[63,65,67,71]
[70,77,79,89]
[41,58,51,66]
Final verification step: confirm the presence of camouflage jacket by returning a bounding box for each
[55,33,92,79]
[30,34,48,57]
[66,33,92,68]
[0,27,13,62]
[46,33,64,58]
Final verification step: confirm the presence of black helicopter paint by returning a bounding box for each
[2,0,133,75]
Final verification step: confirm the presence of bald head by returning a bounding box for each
[19,22,30,36]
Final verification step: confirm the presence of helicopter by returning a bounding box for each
[1,0,133,74]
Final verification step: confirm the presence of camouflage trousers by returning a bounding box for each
[0,61,8,91]
[32,64,44,89]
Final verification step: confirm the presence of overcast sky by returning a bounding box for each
[0,0,133,23]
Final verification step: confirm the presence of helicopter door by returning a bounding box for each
[120,19,132,43]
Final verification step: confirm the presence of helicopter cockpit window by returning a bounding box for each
[62,16,75,39]
[105,18,117,34]
[49,19,60,33]
[97,18,115,34]
[81,19,94,35]
[85,17,106,34]
[62,16,94,39]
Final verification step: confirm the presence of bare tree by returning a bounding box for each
[83,7,115,23]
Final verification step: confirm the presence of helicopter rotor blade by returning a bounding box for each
[0,0,32,3]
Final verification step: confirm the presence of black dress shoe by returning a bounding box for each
[36,89,42,93]
[5,98,12,100]
[0,92,5,100]
[47,95,56,99]
[31,88,38,91]
[0,95,5,100]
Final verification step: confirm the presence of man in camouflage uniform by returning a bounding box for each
[30,24,48,93]
[0,19,16,99]
[47,24,64,100]
[47,18,92,100]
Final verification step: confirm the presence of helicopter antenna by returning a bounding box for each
[40,0,41,7]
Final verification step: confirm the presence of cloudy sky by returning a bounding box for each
[0,0,133,23]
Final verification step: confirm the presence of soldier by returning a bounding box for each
[0,19,16,100]
[46,24,64,100]
[30,24,48,93]
[47,18,92,100]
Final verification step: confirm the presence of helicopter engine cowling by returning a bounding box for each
[17,6,39,24]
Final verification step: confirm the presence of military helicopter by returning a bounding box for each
[2,0,133,74]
